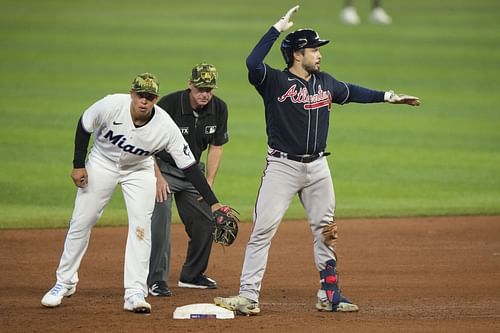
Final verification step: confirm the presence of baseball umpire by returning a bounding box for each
[214,6,420,315]
[148,63,229,296]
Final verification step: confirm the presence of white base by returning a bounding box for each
[173,303,235,319]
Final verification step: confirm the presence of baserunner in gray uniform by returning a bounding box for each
[214,6,420,315]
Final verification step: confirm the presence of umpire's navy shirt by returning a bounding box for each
[247,27,385,156]
[156,89,229,166]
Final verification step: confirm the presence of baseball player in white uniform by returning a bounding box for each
[41,73,224,313]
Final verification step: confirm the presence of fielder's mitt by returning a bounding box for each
[212,206,239,246]
[322,220,338,247]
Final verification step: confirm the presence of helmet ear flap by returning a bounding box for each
[280,46,293,67]
[280,38,294,67]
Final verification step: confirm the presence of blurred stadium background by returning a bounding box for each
[0,0,499,228]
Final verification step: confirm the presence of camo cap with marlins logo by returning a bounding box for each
[131,72,160,96]
[190,63,218,89]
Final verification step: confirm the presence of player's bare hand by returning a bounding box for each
[155,174,170,202]
[71,168,88,188]
[273,5,299,32]
[385,90,421,106]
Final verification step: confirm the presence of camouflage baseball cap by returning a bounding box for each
[190,63,218,88]
[131,72,160,96]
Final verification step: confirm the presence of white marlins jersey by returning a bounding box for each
[81,93,195,168]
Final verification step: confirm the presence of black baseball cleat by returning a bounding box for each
[149,281,173,297]
[178,274,217,289]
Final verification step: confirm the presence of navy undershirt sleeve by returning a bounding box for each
[246,27,280,85]
[345,83,385,103]
[73,117,91,168]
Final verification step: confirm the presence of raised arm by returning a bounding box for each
[246,5,299,85]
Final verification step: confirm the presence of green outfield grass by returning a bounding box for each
[1,0,499,228]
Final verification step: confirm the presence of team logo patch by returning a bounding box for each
[183,144,192,158]
[180,127,189,135]
[205,125,217,134]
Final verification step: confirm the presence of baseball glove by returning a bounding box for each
[212,206,239,246]
[322,220,338,247]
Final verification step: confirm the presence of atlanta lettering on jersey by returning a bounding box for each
[277,84,332,110]
[103,129,155,156]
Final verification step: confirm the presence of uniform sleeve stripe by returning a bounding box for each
[257,64,267,86]
[340,81,350,105]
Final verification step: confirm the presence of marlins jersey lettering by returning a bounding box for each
[81,94,195,168]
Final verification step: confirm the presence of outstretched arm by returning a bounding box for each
[338,83,421,106]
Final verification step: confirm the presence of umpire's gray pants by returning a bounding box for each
[148,161,214,286]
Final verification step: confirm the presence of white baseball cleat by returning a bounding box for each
[214,295,260,316]
[370,7,392,25]
[123,294,151,314]
[340,6,361,25]
[316,295,359,312]
[41,283,76,308]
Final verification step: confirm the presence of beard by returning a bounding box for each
[302,62,321,74]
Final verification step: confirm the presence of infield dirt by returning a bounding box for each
[1,216,499,332]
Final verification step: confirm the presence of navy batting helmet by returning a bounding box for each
[280,28,330,67]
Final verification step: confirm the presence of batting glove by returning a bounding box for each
[273,5,300,32]
[385,90,421,106]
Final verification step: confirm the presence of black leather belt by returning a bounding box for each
[269,151,330,163]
